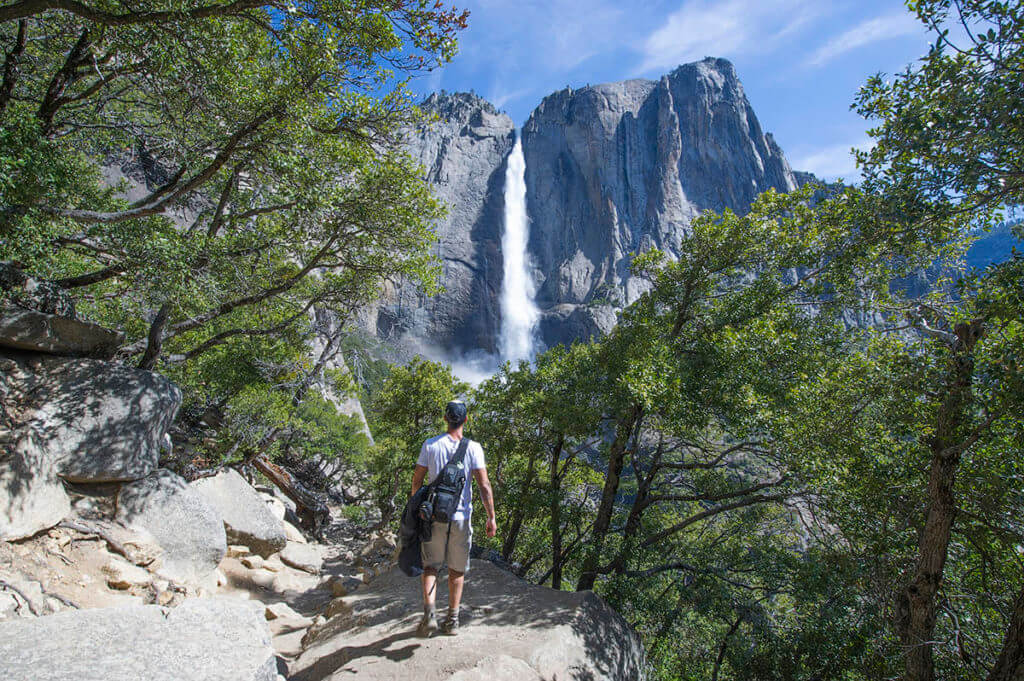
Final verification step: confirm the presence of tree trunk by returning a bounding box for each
[549,435,565,590]
[577,405,641,591]
[137,303,170,370]
[987,582,1024,681]
[502,448,538,561]
[896,320,983,681]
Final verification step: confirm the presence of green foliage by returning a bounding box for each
[367,357,469,525]
[0,0,466,484]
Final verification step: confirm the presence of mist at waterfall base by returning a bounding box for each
[440,136,541,386]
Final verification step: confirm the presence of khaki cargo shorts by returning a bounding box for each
[421,518,472,573]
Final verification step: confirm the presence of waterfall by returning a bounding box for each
[499,137,540,363]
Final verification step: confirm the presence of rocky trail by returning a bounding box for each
[0,264,644,680]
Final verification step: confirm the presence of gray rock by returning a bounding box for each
[361,92,516,357]
[0,598,276,681]
[117,469,226,584]
[0,430,70,541]
[0,308,123,359]
[522,58,799,349]
[0,353,181,483]
[191,468,287,558]
[0,262,75,318]
[380,59,809,354]
[293,560,645,681]
[279,542,322,574]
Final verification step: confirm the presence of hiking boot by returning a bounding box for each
[440,613,459,636]
[417,611,437,638]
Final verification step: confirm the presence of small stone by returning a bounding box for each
[227,544,251,558]
[265,602,310,624]
[263,555,284,573]
[157,590,174,606]
[102,557,152,590]
[279,543,322,575]
[328,577,348,598]
[361,571,372,584]
[214,569,228,587]
[324,598,352,620]
[240,555,264,570]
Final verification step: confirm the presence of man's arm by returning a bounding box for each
[472,467,497,537]
[411,465,428,497]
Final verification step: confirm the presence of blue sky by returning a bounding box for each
[409,0,938,182]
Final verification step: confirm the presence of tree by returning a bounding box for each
[368,357,468,527]
[853,2,1024,678]
[0,0,469,481]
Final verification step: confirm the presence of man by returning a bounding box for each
[410,400,496,636]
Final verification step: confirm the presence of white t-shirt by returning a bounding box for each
[417,433,486,522]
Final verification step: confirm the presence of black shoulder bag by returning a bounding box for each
[418,437,470,525]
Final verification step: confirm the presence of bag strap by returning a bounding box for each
[450,437,470,469]
[427,437,471,494]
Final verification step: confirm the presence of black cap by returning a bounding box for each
[444,400,468,427]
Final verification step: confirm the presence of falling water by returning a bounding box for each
[499,137,540,363]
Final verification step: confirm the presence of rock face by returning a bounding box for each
[364,92,516,357]
[522,58,798,348]
[0,430,71,541]
[291,560,646,681]
[117,469,227,583]
[0,353,182,483]
[0,598,276,681]
[0,261,76,318]
[382,60,801,355]
[0,308,123,359]
[191,468,287,558]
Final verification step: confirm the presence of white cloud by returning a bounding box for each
[470,0,626,72]
[488,86,533,110]
[639,0,817,73]
[807,12,921,67]
[789,137,873,181]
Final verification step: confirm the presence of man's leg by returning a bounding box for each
[422,567,438,611]
[440,519,472,635]
[418,567,439,636]
[448,568,465,614]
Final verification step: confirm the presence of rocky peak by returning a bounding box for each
[522,57,798,348]
[367,59,804,357]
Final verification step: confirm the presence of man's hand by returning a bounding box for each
[485,517,497,538]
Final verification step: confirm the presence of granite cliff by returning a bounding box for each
[522,58,798,348]
[376,58,801,355]
[364,92,516,358]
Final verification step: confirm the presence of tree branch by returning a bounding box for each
[0,19,27,116]
[0,0,273,26]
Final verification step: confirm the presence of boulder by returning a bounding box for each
[282,520,306,544]
[1,353,181,483]
[0,430,70,541]
[0,598,276,681]
[279,542,322,574]
[227,544,251,558]
[448,656,543,681]
[0,262,75,318]
[261,494,287,521]
[293,560,646,681]
[117,469,226,584]
[0,308,123,359]
[191,469,287,558]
